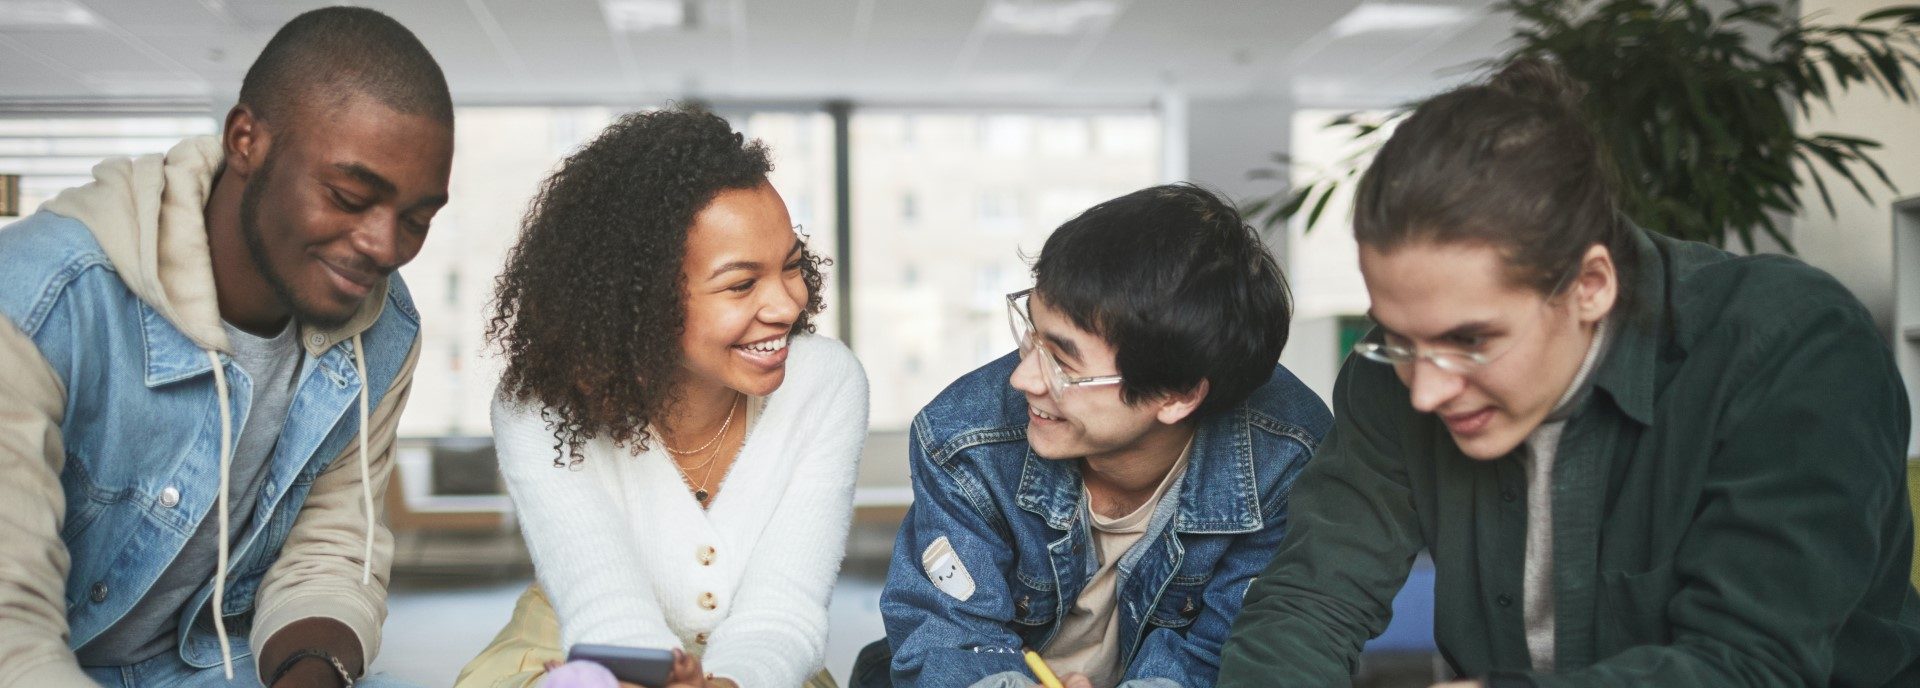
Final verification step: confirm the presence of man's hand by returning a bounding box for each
[262,618,363,688]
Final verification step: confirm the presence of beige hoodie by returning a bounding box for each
[0,136,420,685]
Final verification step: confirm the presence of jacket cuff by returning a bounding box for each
[248,589,383,676]
[965,671,1037,688]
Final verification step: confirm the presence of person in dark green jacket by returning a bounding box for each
[1217,58,1920,687]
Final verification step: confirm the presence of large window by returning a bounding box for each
[1285,109,1384,320]
[0,107,1156,438]
[849,110,1162,429]
[0,116,217,218]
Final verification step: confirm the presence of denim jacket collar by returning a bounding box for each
[1013,406,1264,536]
[136,290,385,388]
[139,299,214,387]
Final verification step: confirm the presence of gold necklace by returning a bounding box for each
[662,393,740,455]
[673,438,724,507]
[688,439,724,507]
[667,396,739,507]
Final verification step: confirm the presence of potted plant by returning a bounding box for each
[1248,0,1920,253]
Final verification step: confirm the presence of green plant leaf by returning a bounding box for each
[1860,6,1920,24]
[1241,0,1920,254]
[1303,183,1339,232]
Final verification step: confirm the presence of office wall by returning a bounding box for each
[1795,0,1920,334]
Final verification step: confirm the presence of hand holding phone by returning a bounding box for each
[566,643,675,687]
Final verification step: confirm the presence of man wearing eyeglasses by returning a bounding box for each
[864,184,1331,688]
[1218,61,1919,687]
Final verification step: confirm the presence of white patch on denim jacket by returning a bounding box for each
[923,536,977,602]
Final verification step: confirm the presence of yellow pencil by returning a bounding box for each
[1023,648,1064,688]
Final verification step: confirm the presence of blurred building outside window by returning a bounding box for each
[395,107,837,443]
[0,106,1160,469]
[0,115,216,218]
[1276,109,1397,403]
[851,110,1161,430]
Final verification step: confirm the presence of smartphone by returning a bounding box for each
[566,643,676,687]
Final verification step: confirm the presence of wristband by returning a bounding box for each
[268,648,356,687]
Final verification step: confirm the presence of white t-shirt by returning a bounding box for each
[1044,444,1191,688]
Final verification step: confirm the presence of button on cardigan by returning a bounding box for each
[493,334,870,688]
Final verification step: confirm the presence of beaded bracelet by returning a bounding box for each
[267,648,355,687]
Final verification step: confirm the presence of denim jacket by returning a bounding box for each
[881,352,1331,688]
[0,137,421,685]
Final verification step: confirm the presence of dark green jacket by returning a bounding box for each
[1219,228,1920,687]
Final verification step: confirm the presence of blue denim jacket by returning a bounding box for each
[881,352,1331,688]
[0,211,418,669]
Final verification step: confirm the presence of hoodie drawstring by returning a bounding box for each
[205,349,236,680]
[202,336,375,681]
[352,333,374,585]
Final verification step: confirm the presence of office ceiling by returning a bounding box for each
[0,0,1516,110]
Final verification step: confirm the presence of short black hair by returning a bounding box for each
[238,6,453,128]
[1033,183,1292,419]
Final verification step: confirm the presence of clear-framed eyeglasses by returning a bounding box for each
[1006,289,1124,398]
[1354,263,1581,374]
[1353,336,1513,375]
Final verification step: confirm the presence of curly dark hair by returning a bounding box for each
[487,106,828,468]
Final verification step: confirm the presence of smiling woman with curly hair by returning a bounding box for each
[457,106,869,688]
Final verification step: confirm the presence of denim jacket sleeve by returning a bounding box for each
[880,417,1033,688]
[966,672,1181,688]
[249,339,419,674]
[1126,454,1308,687]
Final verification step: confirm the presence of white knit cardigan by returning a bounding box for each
[492,334,869,688]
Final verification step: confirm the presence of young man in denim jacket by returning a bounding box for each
[868,184,1332,688]
[0,8,450,687]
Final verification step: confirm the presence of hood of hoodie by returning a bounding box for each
[40,135,389,357]
[42,135,391,679]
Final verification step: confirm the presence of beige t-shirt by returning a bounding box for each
[1043,445,1191,688]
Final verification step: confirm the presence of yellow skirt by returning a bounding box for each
[454,583,840,688]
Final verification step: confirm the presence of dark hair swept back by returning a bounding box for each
[1033,183,1292,419]
[1353,57,1636,313]
[487,106,828,468]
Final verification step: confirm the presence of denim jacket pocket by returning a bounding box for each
[1009,571,1059,628]
[57,455,112,542]
[1146,575,1210,629]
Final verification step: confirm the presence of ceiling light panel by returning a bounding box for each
[1329,3,1474,37]
[0,0,99,28]
[601,0,691,34]
[982,0,1118,36]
